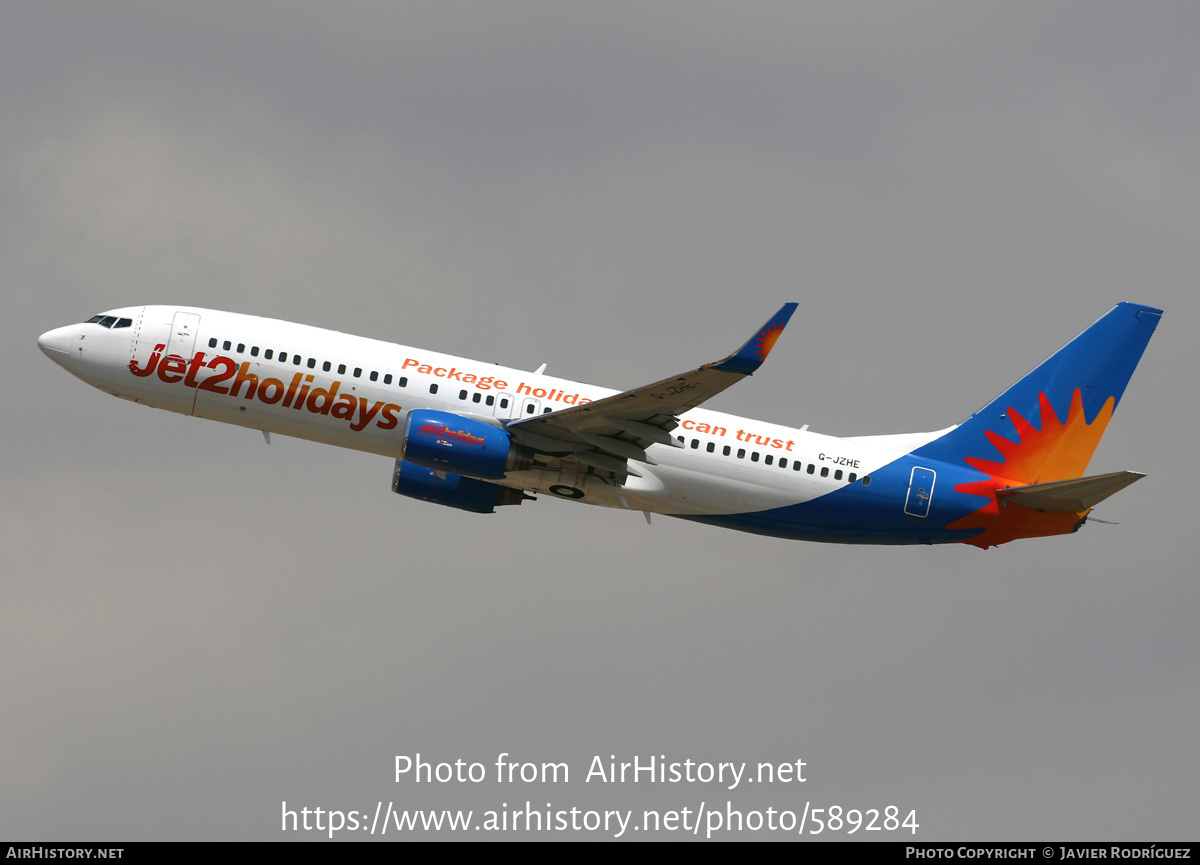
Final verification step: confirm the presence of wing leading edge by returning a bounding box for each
[506,303,797,478]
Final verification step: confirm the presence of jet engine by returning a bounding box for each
[401,409,532,478]
[391,459,528,514]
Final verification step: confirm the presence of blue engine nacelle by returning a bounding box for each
[401,409,532,478]
[391,459,528,514]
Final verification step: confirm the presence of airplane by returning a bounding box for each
[37,301,1160,548]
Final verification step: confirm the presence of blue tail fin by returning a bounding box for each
[914,303,1162,483]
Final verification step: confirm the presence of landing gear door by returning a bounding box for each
[168,312,201,358]
[903,466,936,519]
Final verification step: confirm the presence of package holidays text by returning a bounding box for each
[400,357,595,406]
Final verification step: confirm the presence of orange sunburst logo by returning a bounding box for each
[949,389,1115,548]
[754,322,785,360]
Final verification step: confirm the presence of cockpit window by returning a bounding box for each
[85,314,135,329]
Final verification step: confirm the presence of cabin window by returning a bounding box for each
[706,442,715,453]
[398,376,407,387]
[223,340,231,350]
[293,355,302,365]
[779,458,787,469]
[353,367,361,377]
[543,407,552,413]
[264,349,274,360]
[751,452,760,462]
[338,364,346,374]
[251,346,259,357]
[737,449,746,459]
[309,358,317,369]
[807,464,815,474]
[723,445,731,456]
[279,352,288,363]
[862,476,871,486]
[848,472,857,483]
[499,398,508,409]
[793,461,803,471]
[472,393,481,403]
[834,469,843,480]
[764,454,773,465]
[677,436,685,443]
[821,467,829,478]
[209,338,218,348]
[485,395,494,406]
[429,384,438,394]
[370,370,378,381]
[459,389,468,400]
[691,439,699,449]
[323,361,331,372]
[384,373,392,384]
[237,343,245,353]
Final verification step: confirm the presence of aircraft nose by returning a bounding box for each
[38,325,77,359]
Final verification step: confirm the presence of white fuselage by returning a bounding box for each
[38,305,916,517]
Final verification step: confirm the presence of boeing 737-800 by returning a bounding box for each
[38,302,1160,548]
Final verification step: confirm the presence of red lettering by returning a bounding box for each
[229,363,259,399]
[293,375,315,410]
[349,398,384,432]
[197,356,237,394]
[330,394,357,419]
[257,378,285,404]
[128,344,165,378]
[183,352,208,387]
[305,381,340,415]
[281,373,303,408]
[156,355,187,384]
[376,403,401,430]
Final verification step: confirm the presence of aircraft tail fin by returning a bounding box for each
[914,303,1161,484]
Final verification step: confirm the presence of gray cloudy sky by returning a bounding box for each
[3,2,1197,841]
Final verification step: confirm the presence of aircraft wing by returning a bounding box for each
[506,303,797,477]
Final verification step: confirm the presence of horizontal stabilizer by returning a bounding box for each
[995,471,1145,512]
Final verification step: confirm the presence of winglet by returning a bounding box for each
[712,302,798,375]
